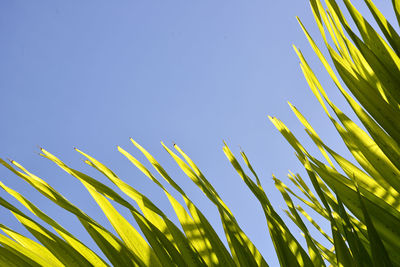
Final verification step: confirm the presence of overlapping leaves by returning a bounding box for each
[1,0,400,266]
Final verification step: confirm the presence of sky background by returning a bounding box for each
[0,0,397,265]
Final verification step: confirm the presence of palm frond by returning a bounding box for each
[2,0,400,266]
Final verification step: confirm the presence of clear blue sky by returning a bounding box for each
[0,0,396,265]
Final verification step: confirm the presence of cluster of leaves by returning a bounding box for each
[1,0,400,266]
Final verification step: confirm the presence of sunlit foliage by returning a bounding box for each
[1,0,400,266]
